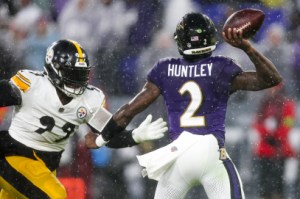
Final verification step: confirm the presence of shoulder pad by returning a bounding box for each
[10,70,43,93]
[10,70,32,93]
[84,85,106,108]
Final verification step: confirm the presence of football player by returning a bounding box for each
[86,12,282,199]
[0,39,168,198]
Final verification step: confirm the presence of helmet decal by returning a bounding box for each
[196,29,202,33]
[191,36,199,41]
[45,48,54,64]
[68,40,88,67]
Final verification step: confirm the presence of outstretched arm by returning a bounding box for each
[85,114,167,148]
[85,81,165,148]
[113,81,161,128]
[222,28,282,92]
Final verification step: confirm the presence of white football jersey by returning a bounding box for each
[9,70,106,152]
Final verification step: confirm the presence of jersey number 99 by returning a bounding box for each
[35,116,76,142]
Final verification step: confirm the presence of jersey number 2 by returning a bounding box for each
[35,116,75,142]
[179,81,205,127]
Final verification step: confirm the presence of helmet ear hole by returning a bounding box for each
[54,78,61,85]
[54,63,60,69]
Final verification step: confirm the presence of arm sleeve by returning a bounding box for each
[88,121,138,148]
[218,59,243,94]
[147,59,164,90]
[88,117,127,141]
[0,80,22,107]
[105,129,138,148]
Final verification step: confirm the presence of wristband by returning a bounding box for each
[95,135,108,147]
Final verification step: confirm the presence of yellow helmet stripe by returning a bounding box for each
[68,39,84,62]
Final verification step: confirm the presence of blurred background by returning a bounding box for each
[0,0,300,198]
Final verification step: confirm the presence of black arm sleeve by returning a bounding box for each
[105,129,138,148]
[100,118,125,141]
[87,118,126,141]
[87,119,138,148]
[0,80,22,107]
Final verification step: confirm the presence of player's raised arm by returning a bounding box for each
[222,28,282,92]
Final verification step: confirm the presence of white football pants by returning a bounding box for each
[141,132,245,199]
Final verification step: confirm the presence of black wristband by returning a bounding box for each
[106,129,138,148]
[100,118,125,141]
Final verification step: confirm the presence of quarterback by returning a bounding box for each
[85,12,282,199]
[0,39,167,198]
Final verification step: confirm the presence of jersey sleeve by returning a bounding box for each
[85,86,113,132]
[10,70,37,93]
[147,59,165,90]
[221,58,243,83]
[217,58,243,94]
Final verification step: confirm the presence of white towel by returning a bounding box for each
[136,131,201,181]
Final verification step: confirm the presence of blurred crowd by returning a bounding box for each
[1,0,300,198]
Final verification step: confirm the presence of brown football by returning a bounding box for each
[222,8,265,39]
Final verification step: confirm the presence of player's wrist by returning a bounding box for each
[132,128,143,143]
[95,135,108,147]
[242,43,253,54]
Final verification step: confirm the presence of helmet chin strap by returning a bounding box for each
[183,45,216,55]
[61,85,85,98]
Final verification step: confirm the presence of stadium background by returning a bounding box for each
[0,0,300,198]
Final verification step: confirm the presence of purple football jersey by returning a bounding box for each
[147,56,242,141]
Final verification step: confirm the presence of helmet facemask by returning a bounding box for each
[58,63,90,97]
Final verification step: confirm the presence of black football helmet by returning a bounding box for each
[44,39,91,97]
[174,12,218,56]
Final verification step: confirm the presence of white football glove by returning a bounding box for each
[132,114,168,143]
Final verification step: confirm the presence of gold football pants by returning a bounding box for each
[0,155,66,199]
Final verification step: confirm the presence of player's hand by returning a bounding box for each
[132,114,168,143]
[85,132,105,149]
[222,28,251,51]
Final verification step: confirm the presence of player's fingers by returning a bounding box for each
[141,114,152,126]
[152,121,167,130]
[152,125,168,134]
[158,121,167,128]
[152,127,168,138]
[237,29,243,38]
[227,28,233,40]
[232,28,239,40]
[222,32,228,40]
[151,117,164,125]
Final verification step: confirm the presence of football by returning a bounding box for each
[222,8,265,39]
